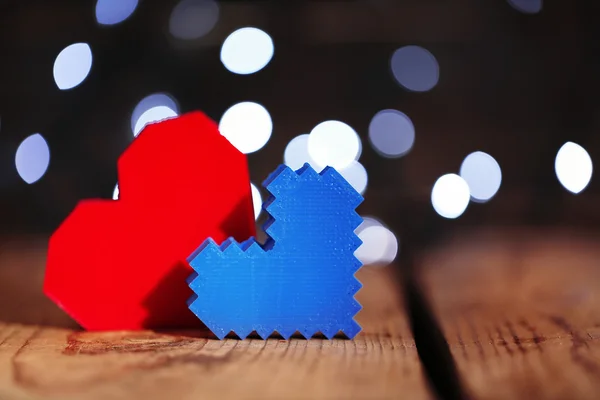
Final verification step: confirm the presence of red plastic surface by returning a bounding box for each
[44,111,256,330]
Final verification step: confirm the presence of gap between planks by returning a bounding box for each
[419,228,600,400]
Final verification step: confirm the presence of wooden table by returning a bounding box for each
[0,229,598,399]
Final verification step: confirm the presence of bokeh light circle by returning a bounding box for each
[15,133,50,184]
[219,102,273,154]
[355,224,398,266]
[431,174,470,219]
[555,142,593,194]
[169,0,219,40]
[339,161,368,195]
[355,216,385,235]
[250,182,262,220]
[307,120,361,170]
[284,134,308,170]
[459,151,502,202]
[53,43,93,90]
[131,93,179,137]
[390,45,439,92]
[507,0,542,14]
[368,109,415,158]
[133,106,178,137]
[95,0,138,25]
[220,27,274,75]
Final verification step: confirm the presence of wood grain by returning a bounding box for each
[0,238,75,328]
[0,236,426,400]
[420,228,600,400]
[3,230,600,399]
[0,324,424,400]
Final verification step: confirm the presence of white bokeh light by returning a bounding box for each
[355,223,398,266]
[507,0,542,14]
[307,120,361,170]
[113,183,119,200]
[283,134,323,171]
[219,102,272,154]
[134,106,178,137]
[339,161,368,195]
[284,134,309,169]
[15,133,50,184]
[220,27,274,75]
[95,0,138,25]
[250,182,262,220]
[169,0,219,40]
[390,45,439,92]
[53,43,93,90]
[459,151,502,202]
[431,174,470,219]
[355,216,384,235]
[131,93,179,137]
[368,109,415,158]
[555,142,593,194]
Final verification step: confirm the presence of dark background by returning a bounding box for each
[1,0,599,240]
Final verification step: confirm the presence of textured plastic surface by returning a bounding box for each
[188,163,364,340]
[44,111,256,330]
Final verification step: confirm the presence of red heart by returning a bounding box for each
[44,112,256,330]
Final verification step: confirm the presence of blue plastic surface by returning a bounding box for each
[187,163,364,340]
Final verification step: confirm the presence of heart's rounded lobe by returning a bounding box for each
[44,111,257,330]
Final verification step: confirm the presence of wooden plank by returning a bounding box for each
[0,237,76,328]
[420,228,600,399]
[0,237,428,400]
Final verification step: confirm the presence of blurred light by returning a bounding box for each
[95,0,138,25]
[250,183,262,220]
[390,45,439,92]
[169,0,219,40]
[555,142,593,194]
[459,151,502,202]
[15,134,50,184]
[131,93,179,136]
[368,109,415,158]
[283,134,309,170]
[307,120,361,170]
[507,0,542,14]
[113,183,119,200]
[53,43,93,90]
[283,134,323,171]
[134,106,178,137]
[431,174,470,219]
[219,102,272,153]
[221,27,274,75]
[355,216,384,235]
[339,161,368,195]
[355,224,398,266]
